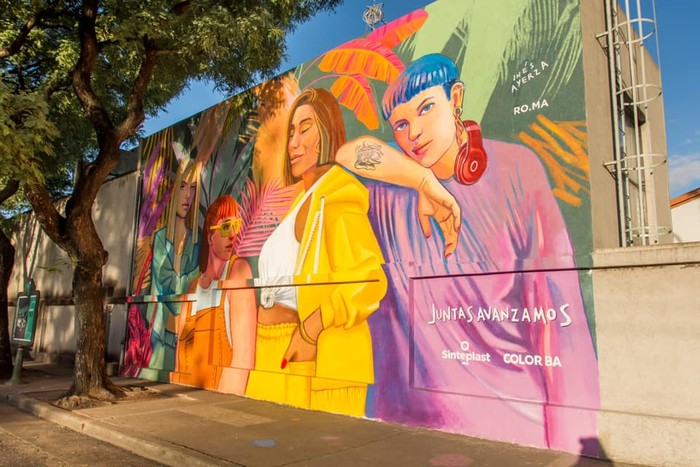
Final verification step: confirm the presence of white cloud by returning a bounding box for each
[668,152,700,196]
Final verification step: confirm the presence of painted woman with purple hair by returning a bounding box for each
[335,54,600,454]
[140,158,201,380]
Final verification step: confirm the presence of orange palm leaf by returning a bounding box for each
[319,39,404,83]
[330,74,379,130]
[367,9,429,49]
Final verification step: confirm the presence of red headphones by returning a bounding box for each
[454,120,487,185]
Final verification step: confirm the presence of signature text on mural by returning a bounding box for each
[428,303,573,327]
[513,99,549,115]
[511,59,550,93]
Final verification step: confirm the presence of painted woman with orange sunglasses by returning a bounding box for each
[173,195,257,394]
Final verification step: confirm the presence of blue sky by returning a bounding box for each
[141,0,699,198]
[653,1,700,197]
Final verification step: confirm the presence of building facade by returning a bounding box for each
[12,0,695,464]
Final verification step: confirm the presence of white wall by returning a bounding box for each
[8,172,139,363]
[671,195,700,243]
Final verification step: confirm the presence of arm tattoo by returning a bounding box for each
[354,141,383,170]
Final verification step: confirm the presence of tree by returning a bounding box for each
[1,0,340,397]
[0,80,61,377]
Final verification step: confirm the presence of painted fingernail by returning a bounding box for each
[280,359,288,370]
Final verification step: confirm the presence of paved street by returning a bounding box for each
[0,401,161,467]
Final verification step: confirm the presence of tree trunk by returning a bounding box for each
[0,180,19,379]
[0,228,15,378]
[72,254,110,397]
[25,183,122,399]
[68,210,118,399]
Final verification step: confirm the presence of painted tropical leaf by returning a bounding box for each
[132,236,153,294]
[318,39,404,83]
[330,74,379,130]
[200,111,257,219]
[234,178,301,258]
[138,140,172,240]
[518,116,590,207]
[499,0,582,101]
[367,9,428,49]
[192,100,232,166]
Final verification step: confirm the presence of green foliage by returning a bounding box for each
[1,0,341,185]
[0,82,59,183]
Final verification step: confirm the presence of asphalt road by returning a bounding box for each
[0,401,163,467]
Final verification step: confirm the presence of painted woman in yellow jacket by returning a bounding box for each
[246,88,387,416]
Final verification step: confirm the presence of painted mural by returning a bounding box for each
[124,0,600,456]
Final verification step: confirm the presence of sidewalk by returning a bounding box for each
[1,363,636,467]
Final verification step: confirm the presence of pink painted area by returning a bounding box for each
[365,139,600,455]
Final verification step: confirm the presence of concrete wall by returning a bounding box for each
[8,172,139,363]
[580,1,672,249]
[593,243,700,465]
[580,0,619,250]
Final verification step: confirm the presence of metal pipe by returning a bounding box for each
[623,0,647,244]
[604,0,627,247]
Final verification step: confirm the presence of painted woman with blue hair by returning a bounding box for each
[334,53,600,455]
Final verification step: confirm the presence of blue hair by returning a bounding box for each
[381,54,460,121]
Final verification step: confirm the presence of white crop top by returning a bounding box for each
[256,174,326,310]
[190,259,232,346]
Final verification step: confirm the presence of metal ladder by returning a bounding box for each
[598,0,669,246]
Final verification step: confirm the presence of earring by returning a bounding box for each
[454,119,488,185]
[454,107,465,147]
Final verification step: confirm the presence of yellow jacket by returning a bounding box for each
[293,165,387,385]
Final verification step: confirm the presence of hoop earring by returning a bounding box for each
[454,119,488,185]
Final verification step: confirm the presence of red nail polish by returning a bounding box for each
[281,358,288,370]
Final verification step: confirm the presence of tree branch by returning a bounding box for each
[23,182,69,252]
[170,1,192,16]
[0,180,20,206]
[0,1,63,60]
[71,0,114,142]
[116,36,159,140]
[43,75,72,100]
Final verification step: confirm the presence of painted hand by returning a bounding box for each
[281,325,317,368]
[416,173,462,257]
[281,310,322,369]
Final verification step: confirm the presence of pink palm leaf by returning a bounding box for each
[366,9,429,49]
[138,140,172,239]
[234,178,301,257]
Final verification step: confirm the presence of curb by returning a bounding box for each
[1,389,240,467]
